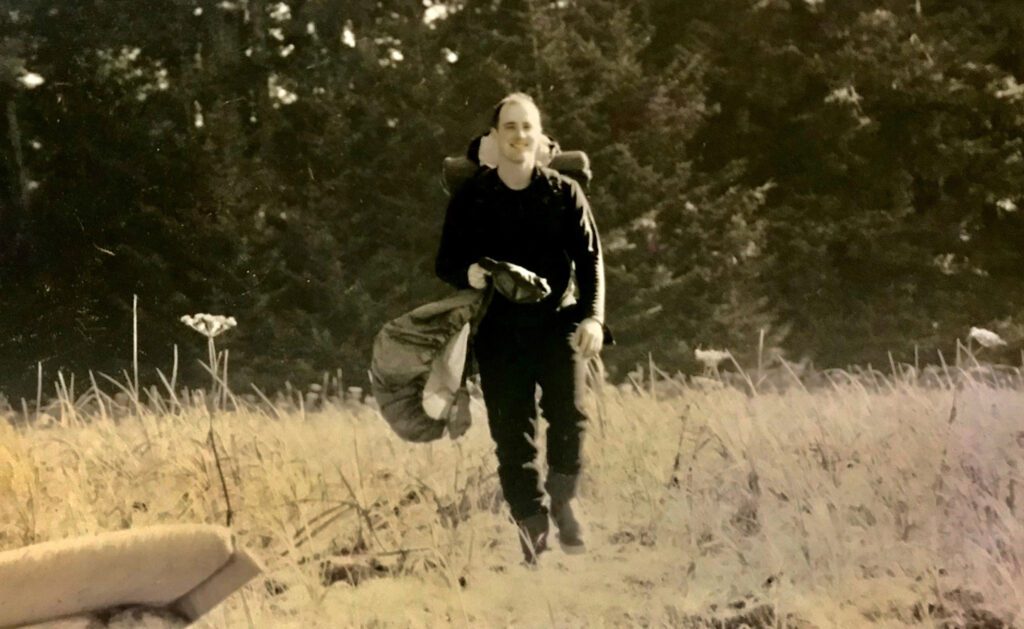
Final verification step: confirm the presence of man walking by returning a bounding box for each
[435,93,608,563]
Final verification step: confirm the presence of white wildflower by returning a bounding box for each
[695,348,731,371]
[969,326,1006,349]
[181,313,238,338]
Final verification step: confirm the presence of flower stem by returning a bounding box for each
[206,334,232,526]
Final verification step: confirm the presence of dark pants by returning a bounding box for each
[473,312,588,521]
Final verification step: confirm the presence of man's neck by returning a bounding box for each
[497,160,535,191]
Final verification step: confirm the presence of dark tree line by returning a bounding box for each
[1,0,1022,399]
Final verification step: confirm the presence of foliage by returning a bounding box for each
[1,0,1022,396]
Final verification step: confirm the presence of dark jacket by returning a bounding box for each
[435,166,607,333]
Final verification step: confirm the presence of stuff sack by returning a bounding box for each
[369,290,485,442]
[369,261,555,442]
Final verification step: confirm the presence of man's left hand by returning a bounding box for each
[570,318,604,358]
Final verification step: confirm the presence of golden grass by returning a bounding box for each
[0,371,1021,628]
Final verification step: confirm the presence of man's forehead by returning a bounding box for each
[499,100,541,124]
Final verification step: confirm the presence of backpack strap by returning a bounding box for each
[442,151,592,196]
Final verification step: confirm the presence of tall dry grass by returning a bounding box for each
[0,364,1020,627]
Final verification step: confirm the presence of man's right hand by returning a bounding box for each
[467,262,490,289]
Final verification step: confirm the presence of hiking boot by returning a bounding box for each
[515,512,550,564]
[545,472,585,554]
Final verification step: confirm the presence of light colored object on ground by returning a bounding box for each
[969,326,1007,348]
[0,524,262,629]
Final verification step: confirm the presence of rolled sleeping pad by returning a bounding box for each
[0,524,262,628]
[442,150,592,196]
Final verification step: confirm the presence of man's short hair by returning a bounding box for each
[490,92,541,129]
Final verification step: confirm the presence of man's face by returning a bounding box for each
[494,100,542,165]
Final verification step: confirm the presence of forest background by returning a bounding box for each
[1,0,1022,399]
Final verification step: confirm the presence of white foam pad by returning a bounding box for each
[0,524,261,628]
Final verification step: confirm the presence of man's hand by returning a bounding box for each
[570,317,604,358]
[467,263,490,289]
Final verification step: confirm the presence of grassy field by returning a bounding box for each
[1,367,1021,628]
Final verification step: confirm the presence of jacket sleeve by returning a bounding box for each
[435,183,476,290]
[563,179,606,325]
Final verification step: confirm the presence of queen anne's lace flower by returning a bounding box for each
[181,313,238,338]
